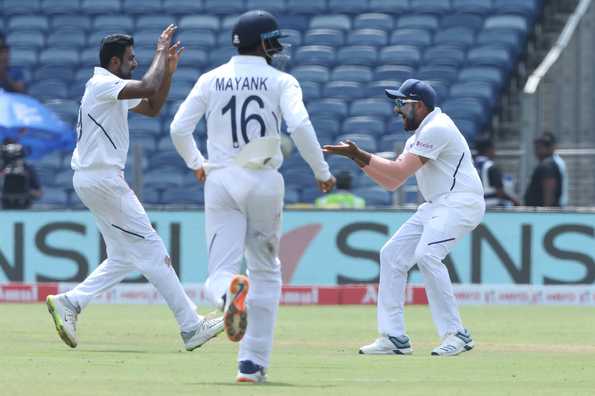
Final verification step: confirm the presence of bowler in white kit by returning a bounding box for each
[170,10,335,383]
[46,26,224,351]
[324,79,485,356]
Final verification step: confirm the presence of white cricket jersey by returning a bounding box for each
[403,107,483,202]
[170,55,329,178]
[71,67,141,171]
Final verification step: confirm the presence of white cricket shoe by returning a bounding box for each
[431,329,474,356]
[223,275,249,342]
[358,335,412,355]
[46,294,79,348]
[182,316,224,351]
[236,360,267,384]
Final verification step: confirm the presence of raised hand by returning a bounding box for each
[167,41,184,73]
[156,24,177,52]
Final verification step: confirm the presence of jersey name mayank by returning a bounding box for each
[215,77,269,92]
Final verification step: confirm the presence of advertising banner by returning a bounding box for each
[1,210,594,285]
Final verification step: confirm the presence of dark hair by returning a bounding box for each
[534,131,556,147]
[474,135,494,155]
[99,34,134,68]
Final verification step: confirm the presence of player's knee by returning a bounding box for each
[380,242,407,272]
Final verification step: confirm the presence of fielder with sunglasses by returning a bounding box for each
[323,79,485,356]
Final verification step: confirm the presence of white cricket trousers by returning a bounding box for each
[377,192,485,338]
[65,168,201,332]
[203,165,284,368]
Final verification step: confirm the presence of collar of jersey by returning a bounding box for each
[415,107,441,134]
[94,67,115,77]
[230,55,268,64]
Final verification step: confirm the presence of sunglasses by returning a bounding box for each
[394,98,420,109]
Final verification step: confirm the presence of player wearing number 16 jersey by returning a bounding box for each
[170,10,336,383]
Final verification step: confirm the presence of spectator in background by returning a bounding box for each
[524,132,566,207]
[474,136,519,208]
[0,32,26,93]
[0,138,42,209]
[315,170,365,208]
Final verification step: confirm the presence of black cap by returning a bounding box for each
[232,10,287,49]
[385,79,436,110]
[534,132,556,147]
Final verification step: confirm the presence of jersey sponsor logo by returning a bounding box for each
[215,77,268,92]
[415,140,433,149]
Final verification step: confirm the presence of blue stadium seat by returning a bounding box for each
[379,46,421,68]
[335,133,377,153]
[279,29,300,47]
[130,135,157,153]
[440,14,484,31]
[34,65,75,81]
[493,0,539,20]
[278,15,310,31]
[8,15,49,32]
[328,0,369,14]
[36,188,69,207]
[44,99,79,125]
[304,29,345,47]
[284,168,315,188]
[79,48,99,67]
[348,29,388,46]
[380,133,408,153]
[458,66,505,91]
[484,15,529,36]
[7,31,45,50]
[122,0,163,14]
[396,14,439,31]
[476,29,524,56]
[178,30,217,48]
[3,0,41,15]
[136,15,176,31]
[326,155,362,175]
[310,15,352,31]
[354,13,394,31]
[423,45,466,67]
[216,30,233,46]
[352,186,392,207]
[178,49,208,68]
[308,99,348,118]
[80,0,121,14]
[287,0,327,14]
[161,186,204,206]
[47,29,86,48]
[310,116,341,137]
[179,15,220,31]
[144,169,184,190]
[88,30,133,47]
[323,81,364,99]
[40,0,81,14]
[129,117,162,137]
[141,188,161,205]
[449,81,497,108]
[374,65,414,82]
[131,29,161,48]
[301,81,321,100]
[10,48,38,67]
[350,98,393,118]
[34,151,64,170]
[342,116,385,136]
[163,0,204,14]
[208,47,236,67]
[451,0,493,15]
[365,80,400,99]
[51,15,91,31]
[68,78,88,98]
[451,117,480,141]
[300,186,324,203]
[410,0,452,14]
[386,117,406,134]
[29,79,69,100]
[169,81,194,101]
[53,169,74,188]
[291,65,330,83]
[417,65,459,85]
[173,67,200,85]
[422,80,448,104]
[294,46,335,66]
[221,16,239,30]
[93,15,134,31]
[369,0,410,13]
[433,27,476,49]
[246,0,287,13]
[389,28,432,47]
[442,98,488,128]
[284,187,300,204]
[331,65,373,83]
[467,45,514,74]
[336,46,377,66]
[204,0,244,13]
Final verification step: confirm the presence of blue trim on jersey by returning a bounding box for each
[450,152,464,191]
[427,237,455,246]
[111,224,144,239]
[88,113,117,150]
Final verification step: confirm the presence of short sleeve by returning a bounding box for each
[127,98,142,109]
[408,126,449,160]
[279,74,309,133]
[93,76,127,102]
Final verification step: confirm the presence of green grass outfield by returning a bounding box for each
[1,304,594,396]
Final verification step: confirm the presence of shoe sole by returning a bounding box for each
[236,375,266,384]
[431,343,473,356]
[224,275,249,342]
[46,296,77,348]
[358,348,412,355]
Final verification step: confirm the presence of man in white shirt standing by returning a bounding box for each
[324,79,485,356]
[170,10,335,383]
[46,25,224,351]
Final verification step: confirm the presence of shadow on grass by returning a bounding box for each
[188,382,337,388]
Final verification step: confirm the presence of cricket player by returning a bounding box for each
[46,26,224,351]
[324,79,485,356]
[170,10,336,383]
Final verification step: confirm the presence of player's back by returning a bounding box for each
[196,55,295,169]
